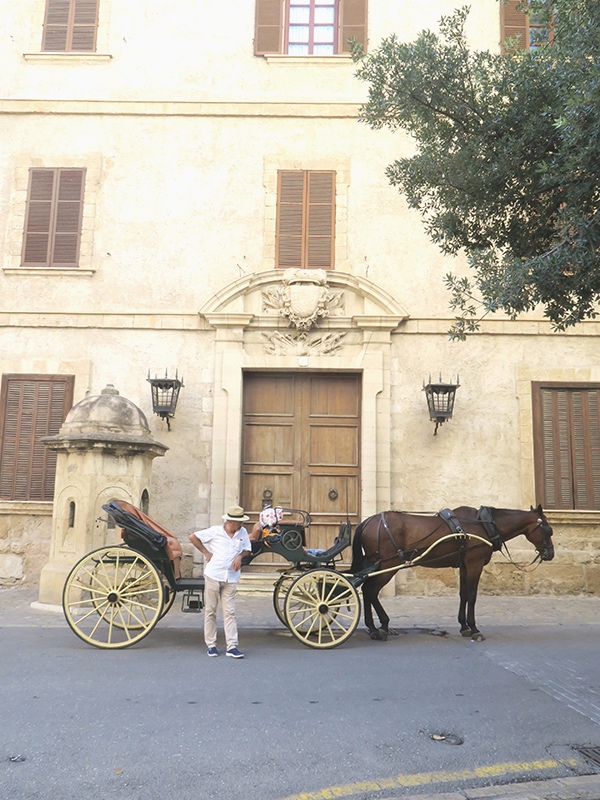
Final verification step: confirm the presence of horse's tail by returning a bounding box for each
[350,518,368,574]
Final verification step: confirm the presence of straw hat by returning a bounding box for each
[222,505,250,522]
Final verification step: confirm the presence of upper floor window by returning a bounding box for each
[276,171,335,269]
[0,375,74,502]
[500,0,553,51]
[532,383,600,510]
[22,168,86,268]
[255,0,367,56]
[42,0,100,52]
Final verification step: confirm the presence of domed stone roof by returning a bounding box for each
[62,384,150,436]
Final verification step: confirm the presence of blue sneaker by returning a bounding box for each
[207,646,219,657]
[226,647,244,659]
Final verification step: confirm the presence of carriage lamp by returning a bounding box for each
[423,375,460,435]
[147,369,184,431]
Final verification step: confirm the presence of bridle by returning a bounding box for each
[499,512,554,572]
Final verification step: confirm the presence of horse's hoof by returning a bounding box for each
[384,627,400,637]
[471,632,485,642]
[368,628,387,641]
[460,629,472,637]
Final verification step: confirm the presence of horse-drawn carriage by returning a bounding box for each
[62,500,554,650]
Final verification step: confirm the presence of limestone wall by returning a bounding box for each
[0,505,52,587]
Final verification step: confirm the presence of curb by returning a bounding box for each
[392,775,600,800]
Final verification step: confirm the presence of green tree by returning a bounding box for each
[353,1,600,338]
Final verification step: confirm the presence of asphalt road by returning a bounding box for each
[1,590,600,800]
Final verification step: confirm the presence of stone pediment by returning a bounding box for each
[199,269,409,332]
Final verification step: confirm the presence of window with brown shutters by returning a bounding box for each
[500,1,553,51]
[276,171,335,269]
[532,383,600,510]
[42,0,99,52]
[254,0,367,55]
[0,375,74,502]
[22,168,85,267]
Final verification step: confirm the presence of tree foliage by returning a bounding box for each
[353,1,600,337]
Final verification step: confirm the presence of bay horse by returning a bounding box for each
[350,505,555,641]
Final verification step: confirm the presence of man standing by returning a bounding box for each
[189,505,252,659]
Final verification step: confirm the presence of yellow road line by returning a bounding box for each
[280,758,579,800]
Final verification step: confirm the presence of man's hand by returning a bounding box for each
[231,555,242,572]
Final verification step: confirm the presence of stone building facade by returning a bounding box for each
[1,0,598,595]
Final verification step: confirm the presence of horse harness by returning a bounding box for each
[370,506,499,571]
[436,507,499,549]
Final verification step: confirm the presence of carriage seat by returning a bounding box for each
[102,500,183,578]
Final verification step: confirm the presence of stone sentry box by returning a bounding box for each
[38,384,167,606]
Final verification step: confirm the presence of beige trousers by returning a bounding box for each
[203,577,239,649]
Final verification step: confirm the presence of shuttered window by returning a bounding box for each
[276,171,335,269]
[0,375,74,502]
[255,0,367,55]
[42,0,99,52]
[501,0,553,50]
[22,169,85,267]
[532,384,600,510]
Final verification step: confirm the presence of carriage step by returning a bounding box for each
[180,589,204,613]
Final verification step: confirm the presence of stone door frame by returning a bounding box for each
[200,270,408,526]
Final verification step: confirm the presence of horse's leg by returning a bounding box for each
[361,582,381,639]
[458,561,470,636]
[371,593,399,636]
[363,576,399,640]
[463,555,486,641]
[362,579,391,641]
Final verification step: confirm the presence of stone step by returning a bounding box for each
[237,571,283,596]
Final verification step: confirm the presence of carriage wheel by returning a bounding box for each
[272,572,298,626]
[284,569,361,649]
[63,546,164,649]
[89,561,174,630]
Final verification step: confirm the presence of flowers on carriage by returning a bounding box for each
[259,507,284,541]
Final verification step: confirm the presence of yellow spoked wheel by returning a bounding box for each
[89,562,173,630]
[284,569,361,649]
[272,572,298,626]
[63,546,164,649]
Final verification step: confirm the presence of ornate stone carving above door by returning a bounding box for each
[262,268,344,331]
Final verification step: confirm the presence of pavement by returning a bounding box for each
[2,587,600,800]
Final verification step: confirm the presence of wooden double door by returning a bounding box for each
[241,372,361,557]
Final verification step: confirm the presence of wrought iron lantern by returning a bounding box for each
[423,374,460,435]
[147,370,184,430]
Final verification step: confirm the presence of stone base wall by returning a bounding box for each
[0,505,52,587]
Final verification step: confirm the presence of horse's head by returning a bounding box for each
[526,505,555,562]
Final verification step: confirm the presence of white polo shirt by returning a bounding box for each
[194,524,251,583]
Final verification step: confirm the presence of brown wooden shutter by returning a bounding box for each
[22,170,55,265]
[339,0,368,53]
[500,0,529,49]
[277,171,305,268]
[255,0,283,55]
[22,168,85,267]
[0,375,74,501]
[52,169,85,265]
[534,385,600,510]
[307,171,335,268]
[276,171,335,269]
[42,0,98,52]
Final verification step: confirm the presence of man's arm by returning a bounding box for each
[189,532,212,562]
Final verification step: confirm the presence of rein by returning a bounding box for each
[494,518,549,573]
